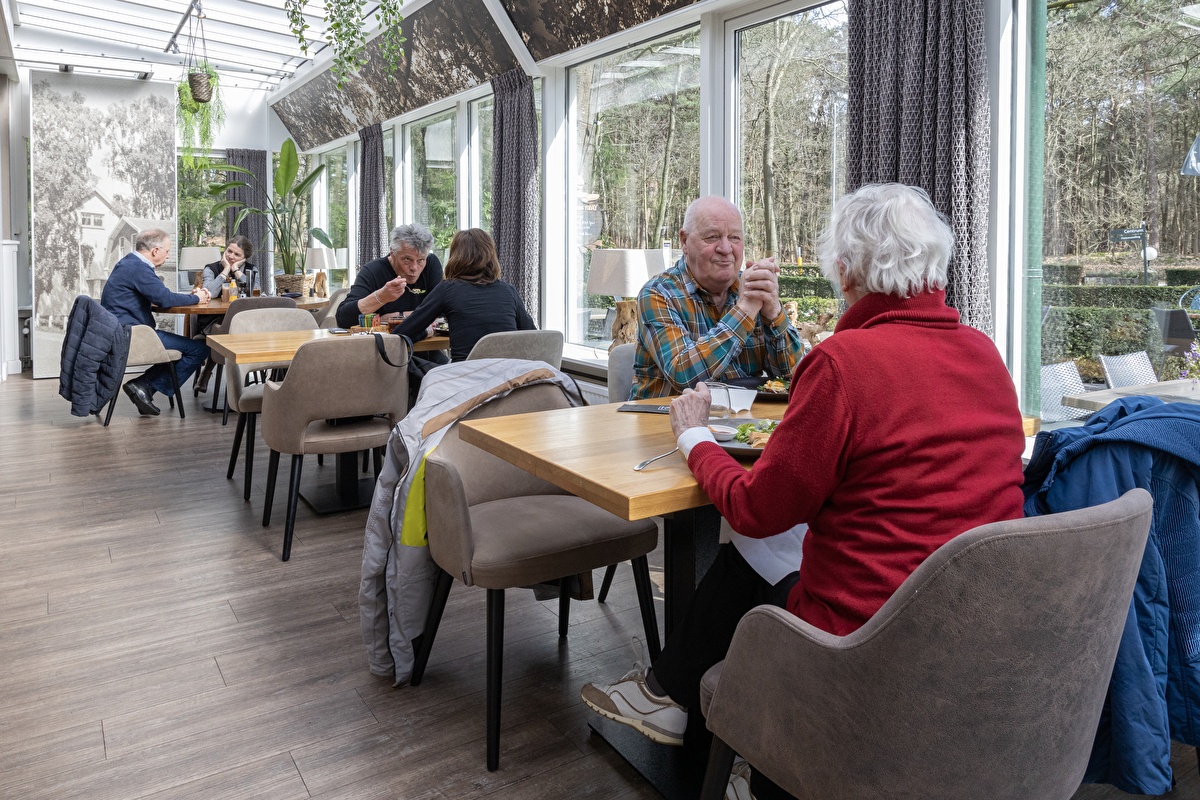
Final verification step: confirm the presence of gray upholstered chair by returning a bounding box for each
[225,308,319,502]
[1098,351,1157,388]
[197,295,297,419]
[260,334,410,561]
[315,287,350,329]
[1040,361,1092,422]
[697,489,1154,800]
[596,342,639,603]
[104,325,184,425]
[411,382,661,772]
[465,330,564,368]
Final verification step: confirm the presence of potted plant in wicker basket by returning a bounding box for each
[207,138,332,295]
[177,61,224,168]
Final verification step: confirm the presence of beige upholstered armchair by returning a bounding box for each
[697,489,1153,800]
[465,329,564,368]
[103,325,184,426]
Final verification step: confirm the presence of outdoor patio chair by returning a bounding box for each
[1040,361,1092,423]
[1099,351,1157,389]
[1154,307,1196,358]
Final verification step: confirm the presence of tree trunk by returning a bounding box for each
[653,64,683,251]
[762,60,779,257]
[1142,53,1159,248]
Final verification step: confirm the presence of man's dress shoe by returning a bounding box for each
[123,381,161,416]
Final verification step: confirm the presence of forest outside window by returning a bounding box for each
[408,110,458,264]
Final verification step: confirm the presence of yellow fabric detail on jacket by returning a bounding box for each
[400,449,434,547]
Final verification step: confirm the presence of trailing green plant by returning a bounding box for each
[285,0,407,90]
[207,138,333,275]
[177,62,224,169]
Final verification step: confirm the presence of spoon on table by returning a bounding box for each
[633,447,679,471]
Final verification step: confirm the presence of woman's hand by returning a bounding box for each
[670,383,713,438]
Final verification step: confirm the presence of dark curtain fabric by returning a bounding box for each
[358,123,387,266]
[490,68,540,320]
[846,0,992,334]
[223,149,268,265]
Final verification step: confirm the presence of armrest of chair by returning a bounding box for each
[424,452,476,586]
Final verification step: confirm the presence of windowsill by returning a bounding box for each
[562,341,613,381]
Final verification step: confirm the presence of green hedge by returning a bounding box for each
[781,296,840,321]
[1042,307,1159,368]
[1043,264,1083,284]
[778,275,835,298]
[1041,284,1180,308]
[1165,268,1200,286]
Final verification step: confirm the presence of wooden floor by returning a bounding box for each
[1,373,1196,799]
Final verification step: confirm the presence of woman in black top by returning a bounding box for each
[393,228,536,362]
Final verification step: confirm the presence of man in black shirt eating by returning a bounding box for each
[336,223,443,328]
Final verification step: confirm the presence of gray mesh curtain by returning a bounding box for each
[490,68,540,319]
[223,148,268,263]
[358,123,387,265]
[846,0,992,334]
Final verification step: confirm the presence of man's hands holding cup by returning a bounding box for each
[736,257,783,321]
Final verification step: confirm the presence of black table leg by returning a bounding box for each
[298,450,375,513]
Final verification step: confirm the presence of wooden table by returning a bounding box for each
[1063,379,1200,412]
[206,330,447,514]
[162,296,329,337]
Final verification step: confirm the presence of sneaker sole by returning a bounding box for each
[581,690,685,746]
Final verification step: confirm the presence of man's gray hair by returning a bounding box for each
[681,196,741,235]
[389,223,434,255]
[135,229,170,253]
[817,184,953,299]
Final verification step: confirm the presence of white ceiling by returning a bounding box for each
[3,0,376,90]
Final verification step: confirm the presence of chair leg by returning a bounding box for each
[486,588,505,772]
[373,446,383,478]
[210,363,223,413]
[559,576,571,637]
[263,450,280,527]
[698,735,738,800]
[227,411,247,479]
[222,393,230,426]
[103,391,118,427]
[317,453,324,466]
[631,555,661,661]
[362,449,369,473]
[282,454,303,561]
[411,569,454,687]
[243,412,256,501]
[167,363,183,419]
[597,563,618,603]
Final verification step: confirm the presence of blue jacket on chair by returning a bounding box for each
[58,295,129,416]
[1023,396,1200,795]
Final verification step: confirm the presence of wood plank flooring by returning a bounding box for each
[1,374,1196,799]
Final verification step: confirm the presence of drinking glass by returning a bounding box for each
[709,384,730,420]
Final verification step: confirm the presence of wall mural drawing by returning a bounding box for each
[30,72,177,378]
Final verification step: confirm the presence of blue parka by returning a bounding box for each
[1023,396,1200,795]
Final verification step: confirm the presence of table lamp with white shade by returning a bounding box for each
[305,247,336,298]
[178,246,220,290]
[586,248,666,348]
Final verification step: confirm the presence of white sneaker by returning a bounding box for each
[726,758,755,800]
[580,663,688,746]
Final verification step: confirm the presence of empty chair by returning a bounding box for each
[1154,307,1196,358]
[1099,351,1157,389]
[412,382,661,771]
[104,325,184,425]
[197,295,297,418]
[698,490,1153,800]
[597,342,639,603]
[1040,361,1091,423]
[225,308,319,502]
[465,330,564,368]
[316,287,350,329]
[260,335,410,561]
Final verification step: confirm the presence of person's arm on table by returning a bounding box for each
[392,284,445,343]
[140,264,208,309]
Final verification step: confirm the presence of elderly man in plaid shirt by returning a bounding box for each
[630,196,803,400]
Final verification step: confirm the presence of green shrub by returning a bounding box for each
[1043,264,1083,284]
[1165,268,1200,286]
[1041,284,1180,308]
[781,296,840,322]
[1042,307,1159,367]
[778,275,835,298]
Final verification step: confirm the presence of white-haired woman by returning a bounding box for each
[582,184,1027,798]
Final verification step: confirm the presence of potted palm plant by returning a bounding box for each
[207,138,333,295]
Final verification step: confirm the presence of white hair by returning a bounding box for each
[817,184,953,299]
[389,223,434,255]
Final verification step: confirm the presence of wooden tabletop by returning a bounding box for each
[457,399,788,521]
[161,296,329,315]
[1063,379,1200,412]
[207,329,450,363]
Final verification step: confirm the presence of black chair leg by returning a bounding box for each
[317,454,324,466]
[597,563,619,603]
[486,588,505,772]
[210,363,223,413]
[243,413,256,501]
[362,449,369,473]
[373,446,383,478]
[559,576,571,637]
[281,454,303,561]
[103,392,118,426]
[631,555,661,661]
[263,450,280,527]
[698,735,738,800]
[222,393,231,426]
[411,569,454,687]
[167,363,184,419]
[227,411,247,479]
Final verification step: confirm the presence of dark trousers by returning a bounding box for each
[142,330,208,398]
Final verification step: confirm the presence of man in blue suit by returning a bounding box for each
[100,229,211,416]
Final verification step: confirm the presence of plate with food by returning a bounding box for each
[756,378,790,401]
[709,418,780,458]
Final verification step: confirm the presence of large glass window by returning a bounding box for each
[408,110,458,262]
[569,27,701,348]
[734,2,846,326]
[177,157,226,248]
[472,96,494,230]
[320,146,350,288]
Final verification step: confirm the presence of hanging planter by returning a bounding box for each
[187,70,212,103]
[177,61,224,168]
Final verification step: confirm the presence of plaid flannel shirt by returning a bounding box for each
[630,259,803,400]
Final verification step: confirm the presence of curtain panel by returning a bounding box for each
[490,68,540,320]
[358,123,387,266]
[846,0,992,334]
[223,148,269,272]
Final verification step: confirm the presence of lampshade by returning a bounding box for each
[586,249,665,298]
[178,246,220,270]
[305,247,336,272]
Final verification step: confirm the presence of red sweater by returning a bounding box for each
[688,290,1026,636]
